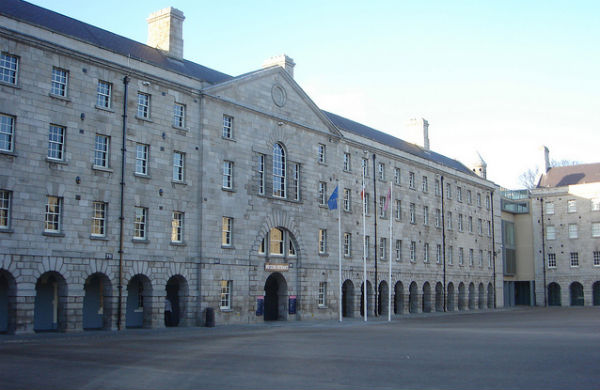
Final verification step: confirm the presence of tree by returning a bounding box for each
[518,159,579,189]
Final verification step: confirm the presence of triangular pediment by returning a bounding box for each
[202,66,341,137]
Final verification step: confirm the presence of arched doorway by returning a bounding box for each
[264,273,288,321]
[378,281,389,316]
[569,282,584,306]
[409,282,419,313]
[0,270,16,334]
[394,281,404,315]
[447,282,455,312]
[435,282,443,312]
[126,274,152,328]
[83,273,112,330]
[342,280,354,318]
[458,282,466,311]
[548,282,561,306]
[165,275,189,327]
[478,283,485,309]
[593,282,600,306]
[487,283,494,308]
[422,282,432,313]
[34,271,67,332]
[360,281,373,317]
[468,282,475,310]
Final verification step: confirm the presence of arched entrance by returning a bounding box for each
[0,270,16,333]
[126,274,152,328]
[422,282,432,313]
[378,281,389,316]
[435,282,444,312]
[342,280,354,318]
[548,282,561,306]
[593,282,600,306]
[409,282,419,313]
[34,271,67,332]
[487,283,494,308]
[360,281,373,317]
[468,282,475,310]
[394,281,404,314]
[478,283,485,309]
[569,282,584,306]
[83,273,112,330]
[447,282,455,312]
[165,275,189,327]
[264,273,288,321]
[458,282,466,311]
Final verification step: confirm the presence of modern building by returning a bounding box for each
[0,0,502,333]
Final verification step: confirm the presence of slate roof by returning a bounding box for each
[537,163,600,188]
[0,0,233,84]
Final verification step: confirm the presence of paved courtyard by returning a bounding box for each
[1,307,599,389]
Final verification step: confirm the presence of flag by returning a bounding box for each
[328,185,338,210]
[383,185,391,212]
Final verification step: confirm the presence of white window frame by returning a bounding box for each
[318,144,326,164]
[570,252,579,267]
[466,190,472,204]
[94,134,110,168]
[395,200,401,220]
[343,153,351,172]
[568,223,578,239]
[91,201,107,237]
[434,179,440,196]
[409,172,415,189]
[409,203,416,224]
[457,187,463,202]
[567,200,577,213]
[422,176,428,192]
[343,188,351,212]
[222,217,233,247]
[394,167,401,185]
[222,161,233,189]
[171,211,184,243]
[395,239,402,262]
[319,229,328,254]
[45,196,62,233]
[458,214,464,232]
[222,115,233,139]
[592,222,600,238]
[51,67,68,97]
[290,163,300,201]
[592,198,600,212]
[423,243,429,263]
[447,212,453,230]
[546,202,555,215]
[593,251,600,267]
[318,282,327,307]
[362,158,369,177]
[469,248,474,266]
[319,182,327,206]
[423,205,429,225]
[0,190,11,229]
[173,103,185,128]
[459,247,464,265]
[133,207,147,240]
[96,80,112,109]
[379,237,386,260]
[378,162,385,180]
[547,253,556,268]
[363,192,370,215]
[0,114,15,152]
[410,241,416,262]
[135,144,149,175]
[546,225,556,240]
[47,124,65,161]
[365,236,370,259]
[258,154,265,195]
[344,232,351,256]
[220,280,232,310]
[477,193,482,207]
[435,208,441,228]
[137,92,150,119]
[446,183,452,199]
[379,196,386,218]
[436,244,442,264]
[273,143,286,198]
[0,53,18,85]
[448,246,454,265]
[173,151,185,182]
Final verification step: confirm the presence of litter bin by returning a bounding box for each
[205,307,215,327]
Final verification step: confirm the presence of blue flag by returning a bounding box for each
[328,185,338,210]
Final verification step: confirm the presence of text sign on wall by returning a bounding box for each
[289,295,297,314]
[265,263,289,272]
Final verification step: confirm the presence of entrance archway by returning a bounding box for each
[342,280,354,318]
[34,271,67,332]
[360,281,373,317]
[378,281,389,316]
[447,282,455,311]
[126,274,152,328]
[468,282,475,310]
[548,282,561,306]
[435,282,443,312]
[458,282,466,311]
[166,275,189,327]
[409,282,419,313]
[569,282,584,306]
[264,273,288,321]
[422,282,432,313]
[593,282,600,306]
[394,281,404,315]
[83,273,112,330]
[0,270,16,333]
[478,283,485,309]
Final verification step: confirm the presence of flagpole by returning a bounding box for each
[362,168,367,322]
[388,181,393,322]
[337,181,342,322]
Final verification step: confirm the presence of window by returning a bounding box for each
[173,103,185,128]
[172,152,185,182]
[91,201,107,237]
[547,253,557,268]
[0,190,11,229]
[394,168,401,185]
[222,217,233,246]
[458,248,464,265]
[458,214,463,232]
[592,198,600,212]
[568,224,578,239]
[344,233,351,256]
[592,222,600,238]
[222,115,233,139]
[488,251,492,267]
[318,282,327,307]
[410,241,416,262]
[343,153,351,171]
[423,243,429,263]
[409,172,415,189]
[447,212,453,230]
[478,218,483,235]
[546,202,555,214]
[0,114,15,152]
[47,124,65,160]
[487,221,492,236]
[269,228,284,255]
[435,208,441,228]
[378,163,385,180]
[486,194,491,210]
[469,249,474,266]
[594,251,600,266]
[478,250,483,266]
[318,229,327,253]
[258,154,265,195]
[171,211,184,243]
[468,216,473,233]
[343,188,351,212]
[94,134,110,168]
[567,200,577,213]
[379,196,386,218]
[318,144,326,163]
[0,53,18,85]
[379,237,386,260]
[362,158,369,177]
[51,67,68,97]
[423,206,429,225]
[133,207,147,240]
[222,161,233,189]
[318,182,327,206]
[45,196,62,233]
[457,187,463,202]
[546,225,556,240]
[137,92,150,118]
[477,193,482,207]
[395,200,402,220]
[96,80,112,109]
[288,239,297,256]
[135,144,149,175]
[448,246,454,265]
[446,183,452,199]
[434,179,440,196]
[273,143,286,198]
[466,190,472,204]
[290,163,300,201]
[436,244,442,264]
[422,176,428,192]
[364,236,370,259]
[395,240,402,262]
[363,192,370,215]
[409,203,416,224]
[220,280,232,310]
[570,252,579,267]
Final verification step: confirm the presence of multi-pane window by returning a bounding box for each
[410,241,416,262]
[446,183,452,199]
[422,176,428,192]
[379,237,386,260]
[135,144,148,175]
[0,53,18,84]
[51,67,68,97]
[423,243,429,263]
[592,222,600,238]
[593,251,600,266]
[317,144,326,163]
[173,152,185,182]
[344,233,351,256]
[408,172,415,189]
[395,200,401,220]
[289,239,297,256]
[409,203,416,224]
[269,228,284,255]
[448,246,454,265]
[258,154,265,195]
[434,179,440,196]
[343,188,351,212]
[318,229,327,253]
[220,280,232,309]
[96,80,111,108]
[478,250,483,267]
[133,207,147,240]
[394,168,401,185]
[0,190,11,229]
[45,196,62,233]
[468,216,473,233]
[171,211,184,243]
[568,223,578,239]
[395,240,402,262]
[570,252,579,267]
[222,161,233,189]
[290,163,300,201]
[567,200,577,213]
[457,187,463,202]
[363,192,370,215]
[47,124,65,160]
[362,158,369,177]
[478,219,483,235]
[0,114,15,152]
[423,206,429,225]
[173,103,185,128]
[458,247,464,265]
[379,196,386,218]
[318,282,327,307]
[137,92,150,118]
[487,221,492,236]
[458,214,464,232]
[364,236,370,259]
[469,249,474,266]
[343,153,351,171]
[318,182,327,206]
[546,225,556,240]
[273,143,286,198]
[467,190,472,204]
[435,208,441,228]
[436,244,442,264]
[486,194,491,209]
[447,212,453,230]
[222,217,233,247]
[222,115,233,139]
[91,201,107,237]
[378,163,385,180]
[477,193,482,207]
[94,134,110,168]
[488,251,492,267]
[592,198,600,212]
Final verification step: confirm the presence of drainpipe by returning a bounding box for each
[490,191,497,308]
[117,75,129,330]
[440,176,446,311]
[372,153,378,316]
[539,197,547,306]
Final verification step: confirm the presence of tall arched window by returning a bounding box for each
[273,143,286,198]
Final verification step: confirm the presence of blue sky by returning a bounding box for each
[29,0,600,188]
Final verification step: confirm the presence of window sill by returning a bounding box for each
[221,245,235,249]
[46,157,67,165]
[48,93,70,102]
[135,115,152,122]
[222,187,235,193]
[318,305,328,310]
[221,136,236,142]
[343,169,352,174]
[134,173,151,179]
[43,231,65,237]
[132,238,149,244]
[90,235,108,241]
[170,241,186,247]
[317,161,327,166]
[343,209,352,214]
[172,180,187,186]
[220,308,233,312]
[0,81,20,89]
[318,252,329,257]
[0,150,17,158]
[173,125,189,132]
[92,165,113,173]
[95,105,114,113]
[0,228,13,234]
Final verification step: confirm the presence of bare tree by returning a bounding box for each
[518,159,579,189]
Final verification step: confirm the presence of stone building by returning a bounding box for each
[0,0,502,333]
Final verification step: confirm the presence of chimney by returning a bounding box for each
[541,145,550,172]
[262,54,296,78]
[405,118,430,151]
[147,7,185,60]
